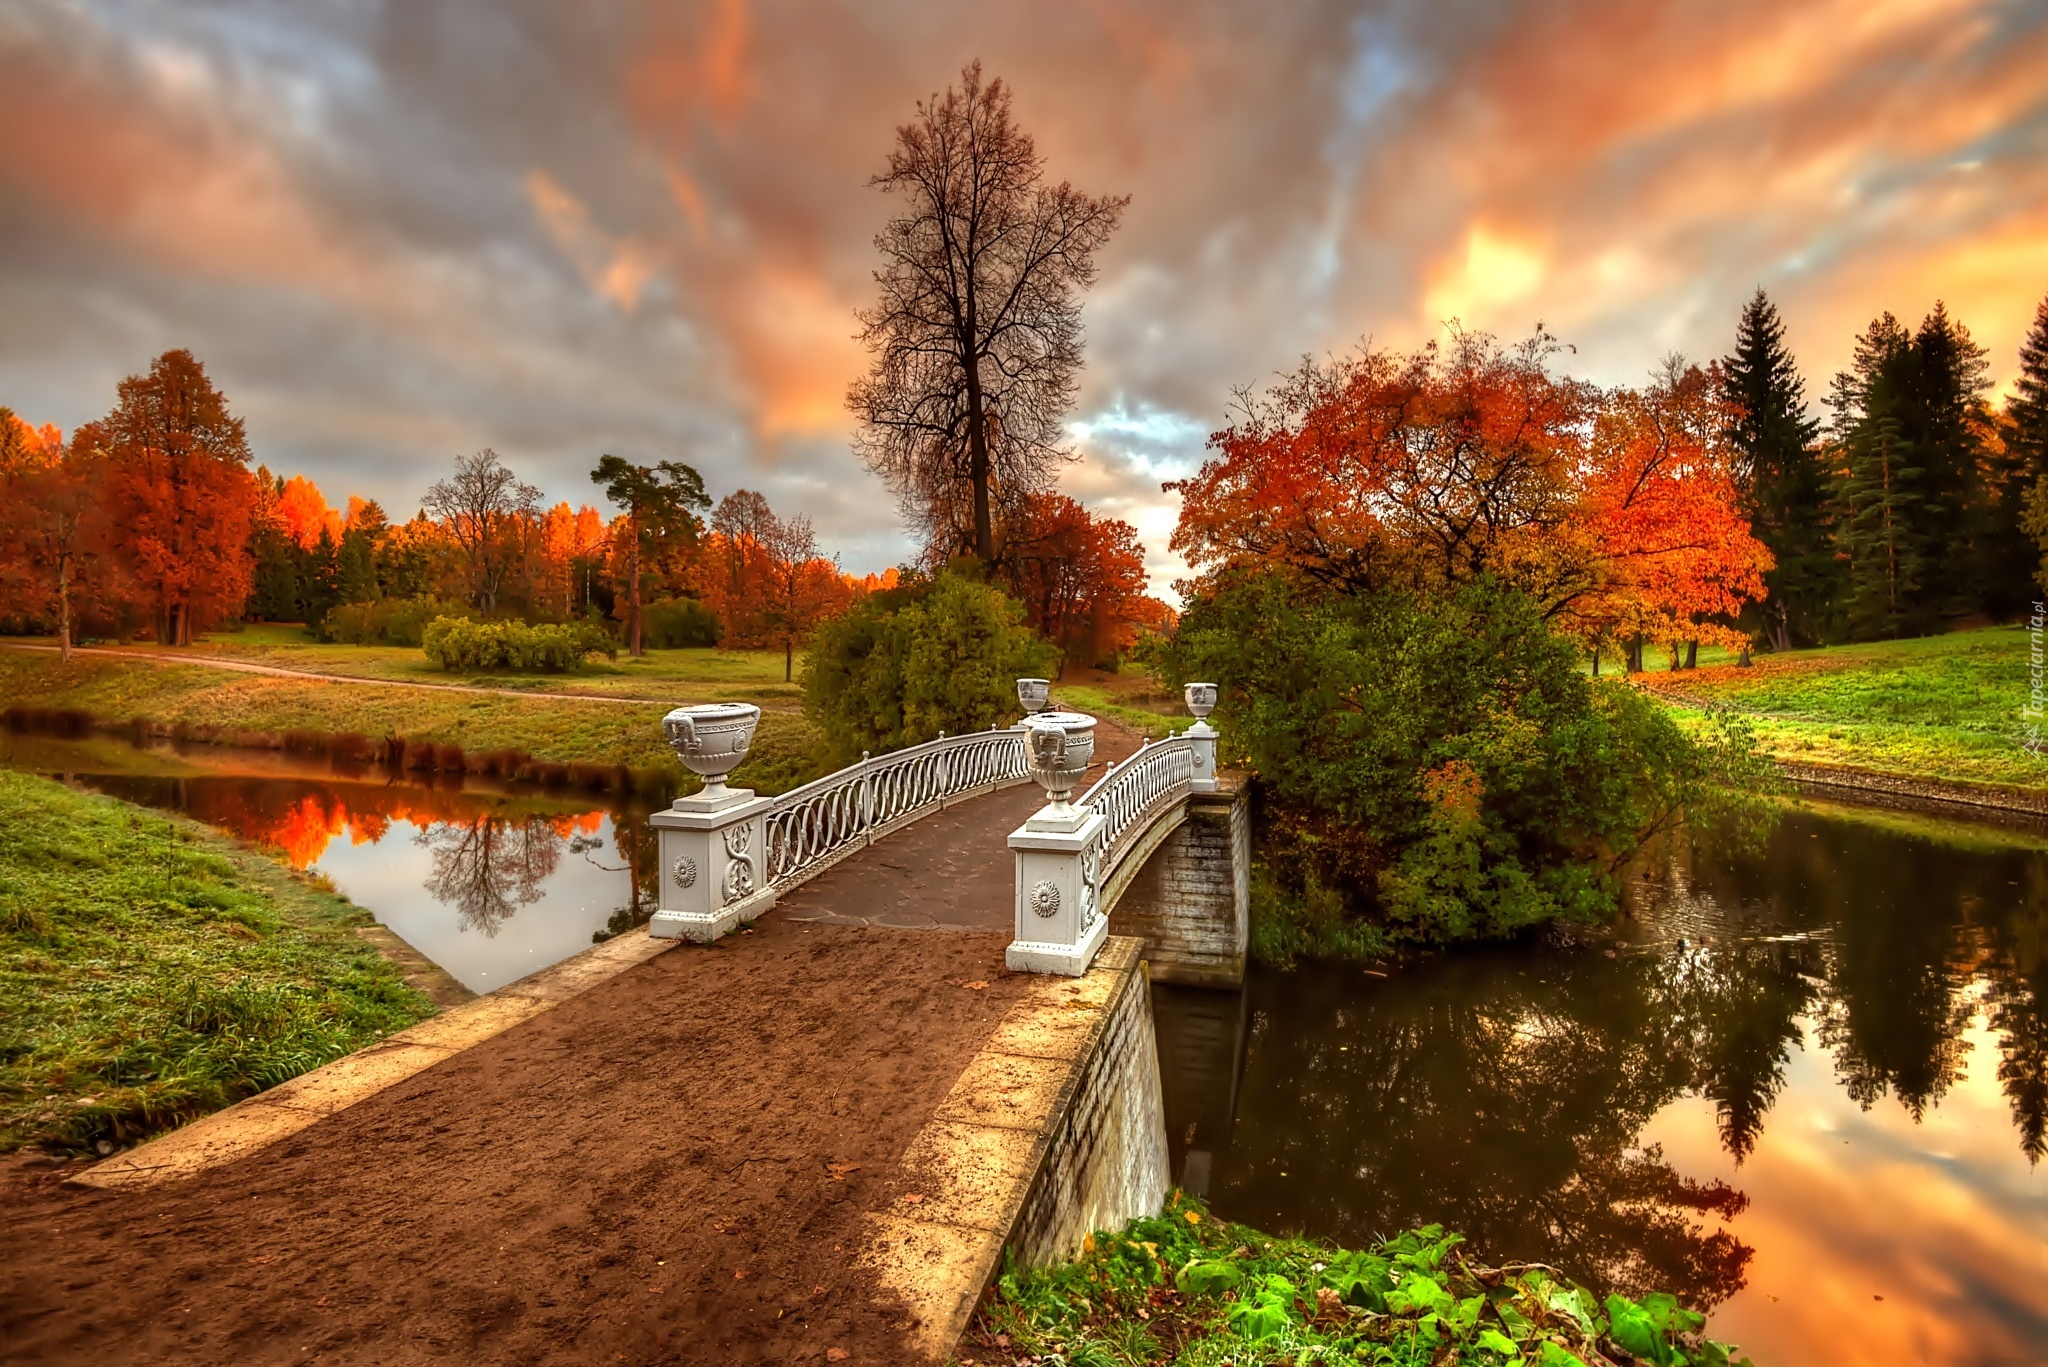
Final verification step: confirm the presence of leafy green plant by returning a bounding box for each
[801,568,1051,764]
[421,617,617,672]
[318,595,474,646]
[1163,571,1782,954]
[967,1194,1756,1367]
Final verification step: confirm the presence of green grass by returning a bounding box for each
[1641,624,2048,792]
[0,649,824,795]
[0,771,438,1153]
[965,1193,1751,1367]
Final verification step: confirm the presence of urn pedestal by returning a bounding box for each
[1005,809,1110,976]
[648,796,778,941]
[649,701,776,941]
[1183,682,1219,794]
[1006,709,1108,975]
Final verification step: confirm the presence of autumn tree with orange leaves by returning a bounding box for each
[1158,328,1780,954]
[84,350,258,646]
[996,491,1153,669]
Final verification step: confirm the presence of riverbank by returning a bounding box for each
[0,646,825,795]
[0,771,438,1154]
[967,1195,1752,1366]
[1639,625,2048,801]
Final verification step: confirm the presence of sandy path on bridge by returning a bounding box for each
[0,721,1145,1366]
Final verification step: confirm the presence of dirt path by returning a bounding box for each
[0,642,668,707]
[0,916,1028,1366]
[0,736,1139,1366]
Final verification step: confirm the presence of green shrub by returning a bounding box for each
[1166,571,1779,951]
[319,596,474,646]
[802,568,1052,763]
[420,617,617,673]
[640,596,722,649]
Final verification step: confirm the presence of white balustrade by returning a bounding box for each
[763,727,1030,890]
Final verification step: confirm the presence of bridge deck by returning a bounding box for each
[0,723,1140,1366]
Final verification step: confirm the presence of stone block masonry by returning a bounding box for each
[1108,787,1250,988]
[860,935,1171,1362]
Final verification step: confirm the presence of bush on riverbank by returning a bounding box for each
[1167,573,1779,954]
[802,568,1050,763]
[421,617,617,672]
[318,595,474,646]
[0,772,436,1153]
[968,1193,1753,1366]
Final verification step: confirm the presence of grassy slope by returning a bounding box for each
[79,625,809,708]
[0,648,823,794]
[0,770,438,1152]
[1638,625,2047,792]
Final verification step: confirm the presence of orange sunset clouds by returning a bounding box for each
[1,0,2044,584]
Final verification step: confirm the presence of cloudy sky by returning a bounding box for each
[3,0,2045,588]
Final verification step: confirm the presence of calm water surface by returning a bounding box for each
[1,730,658,992]
[1156,803,2048,1367]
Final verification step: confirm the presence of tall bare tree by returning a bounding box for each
[848,61,1127,563]
[423,449,538,613]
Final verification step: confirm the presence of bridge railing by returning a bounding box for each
[763,727,1030,891]
[1076,735,1196,884]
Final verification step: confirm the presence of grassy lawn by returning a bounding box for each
[1052,667,1193,739]
[1637,624,2048,791]
[0,770,438,1153]
[75,624,808,710]
[0,649,824,795]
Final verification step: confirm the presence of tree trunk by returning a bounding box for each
[784,638,793,683]
[1591,649,1599,678]
[963,291,993,562]
[1737,646,1752,668]
[1684,639,1697,670]
[1627,633,1644,673]
[627,511,643,657]
[56,552,72,663]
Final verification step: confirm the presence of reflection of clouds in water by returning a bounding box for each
[415,816,565,936]
[1646,1016,2048,1367]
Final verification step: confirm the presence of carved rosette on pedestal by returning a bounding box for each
[1005,710,1110,976]
[648,702,778,942]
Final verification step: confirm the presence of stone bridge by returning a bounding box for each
[44,682,1247,1365]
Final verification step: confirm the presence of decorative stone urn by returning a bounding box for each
[1022,710,1096,834]
[1183,682,1218,726]
[1015,677,1051,715]
[662,702,760,808]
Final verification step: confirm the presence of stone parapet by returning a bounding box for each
[1106,785,1250,988]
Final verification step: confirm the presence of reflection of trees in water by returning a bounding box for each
[1647,809,2048,1159]
[592,809,661,941]
[1218,953,1752,1310]
[417,816,565,935]
[1209,810,2048,1314]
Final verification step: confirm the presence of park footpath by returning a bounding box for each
[0,726,1156,1366]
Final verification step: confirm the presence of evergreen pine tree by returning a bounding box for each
[336,526,379,605]
[1721,288,1828,649]
[1902,302,1993,621]
[1829,313,1925,640]
[302,525,342,627]
[1836,412,1923,639]
[2014,292,2048,472]
[246,525,299,623]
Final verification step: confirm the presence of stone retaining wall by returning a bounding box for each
[1780,761,2048,821]
[1108,788,1250,988]
[1005,941,1172,1267]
